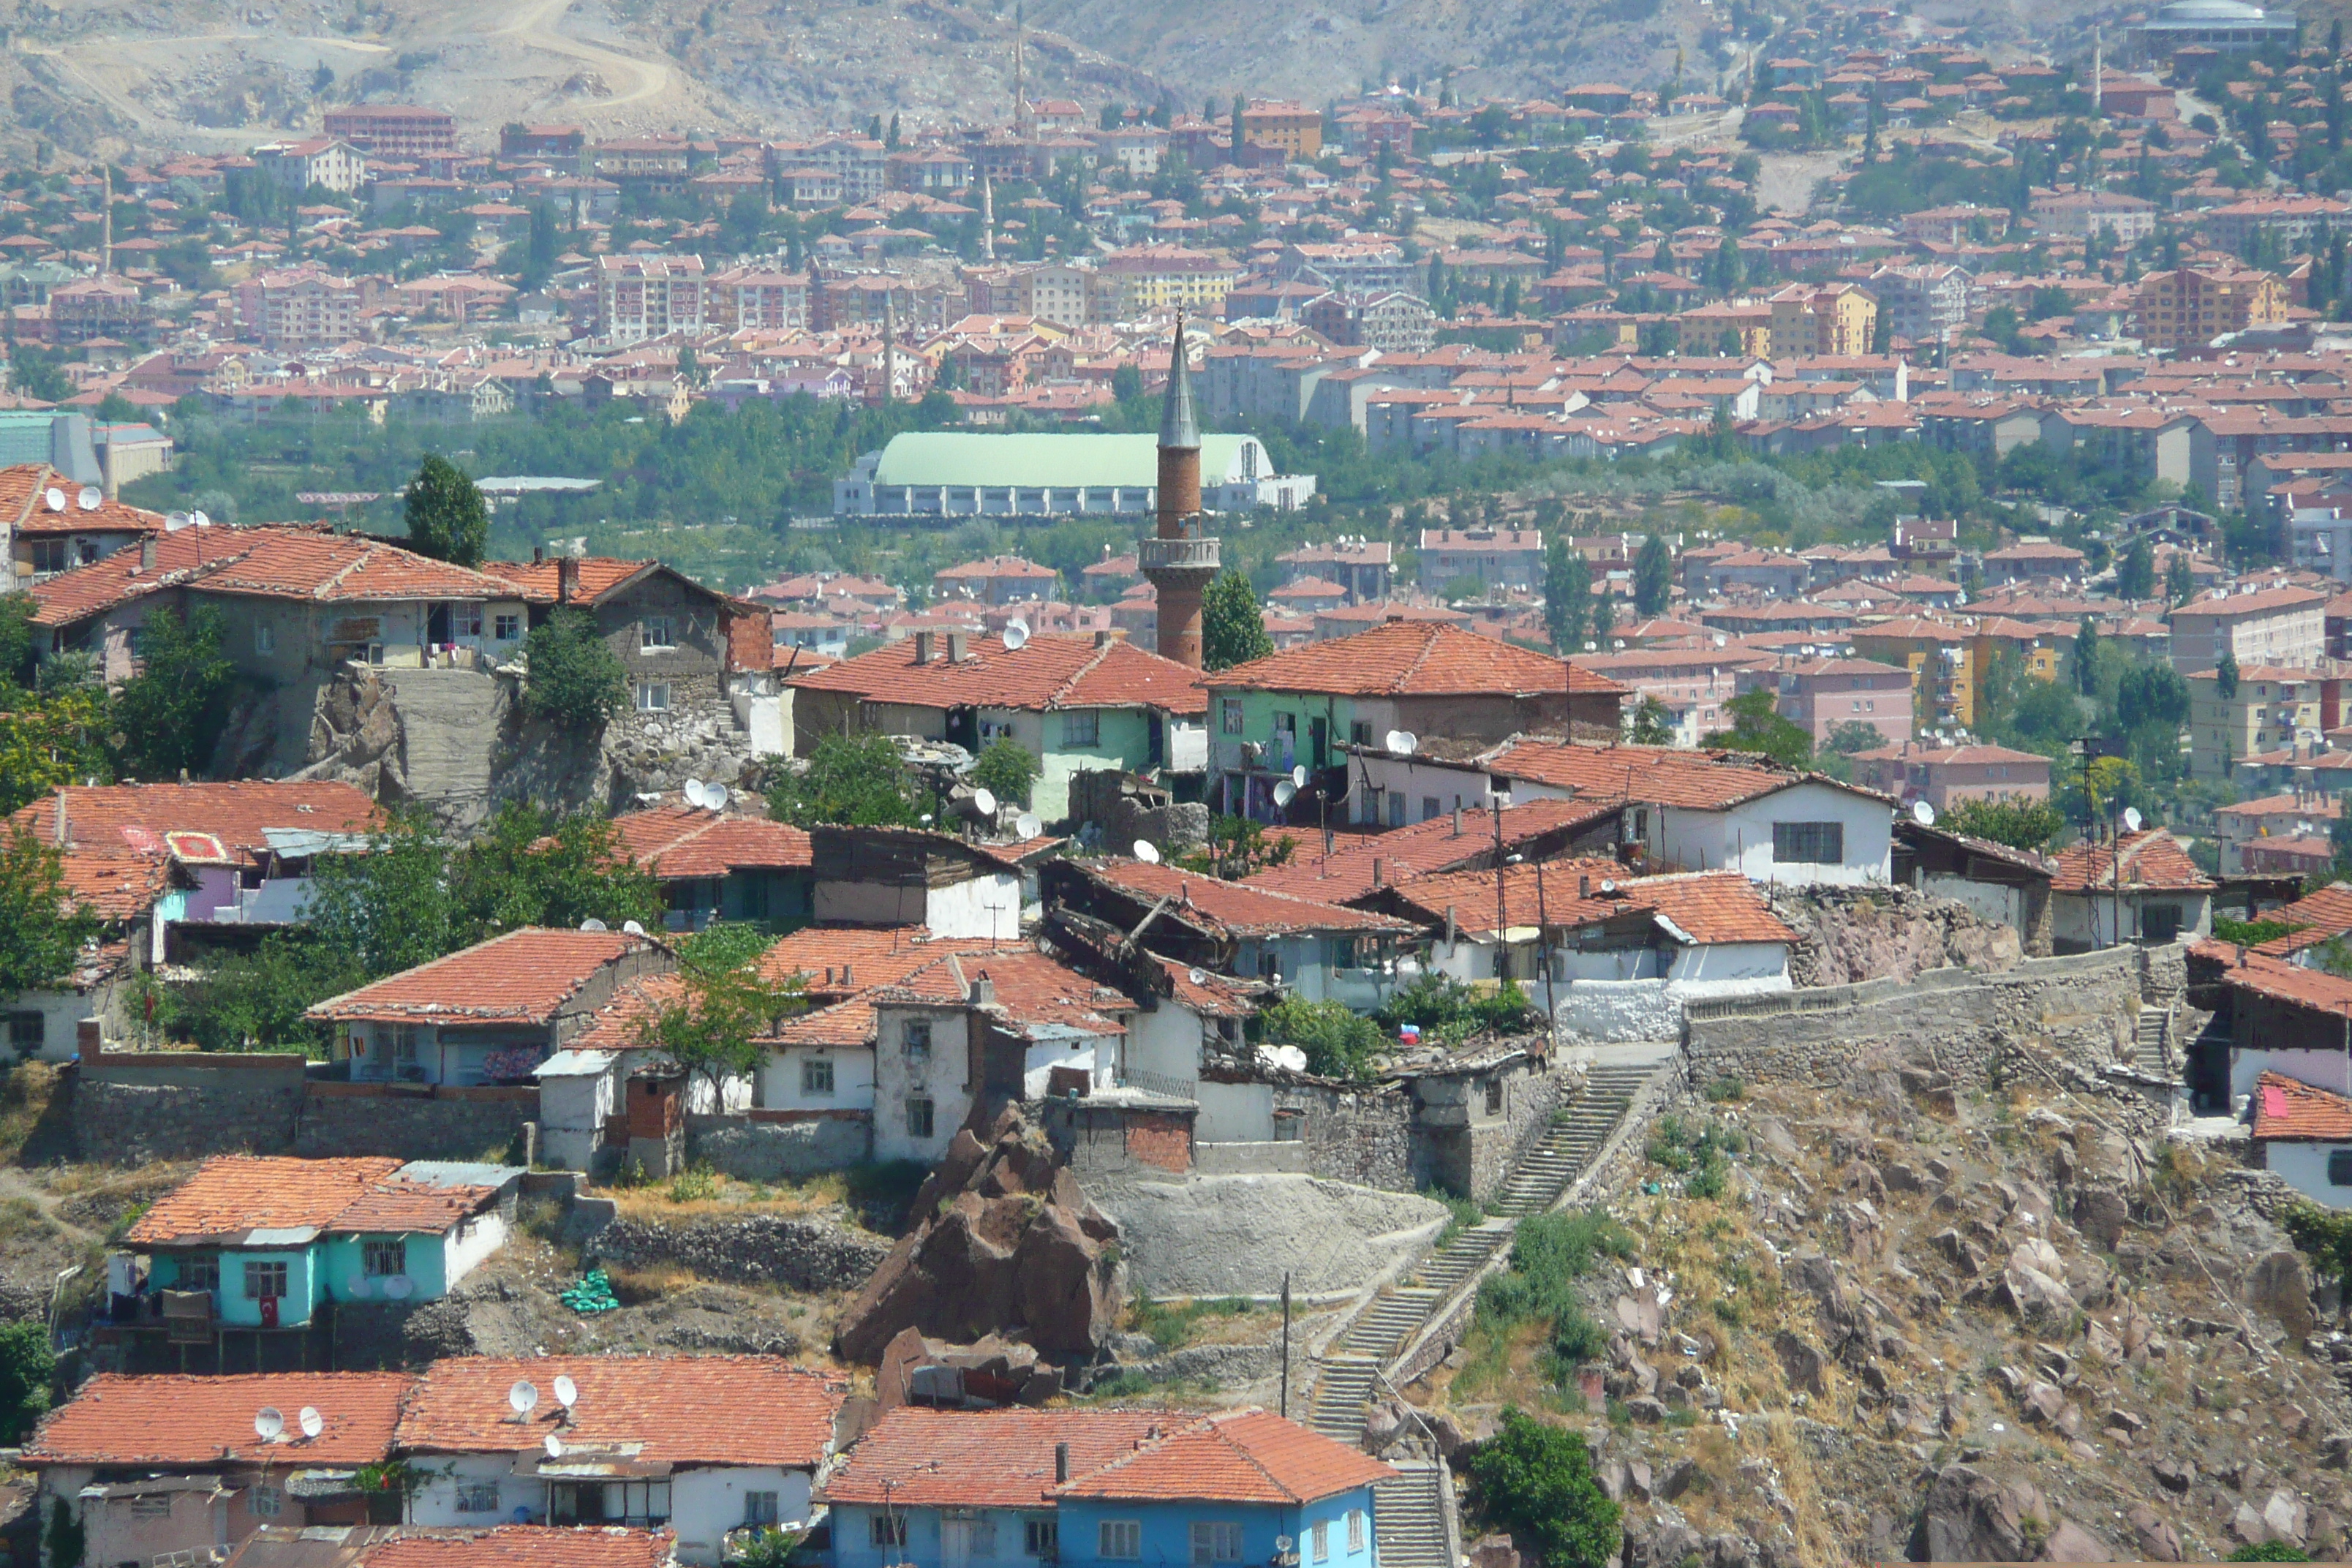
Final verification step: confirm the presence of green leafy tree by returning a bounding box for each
[300,815,461,981]
[2115,536,2155,600]
[1466,1409,1621,1568]
[971,736,1040,810]
[2071,616,2102,696]
[110,605,236,782]
[46,1498,82,1568]
[1202,569,1273,672]
[1700,688,1812,769]
[523,608,629,729]
[0,685,109,816]
[138,934,361,1054]
[1112,363,1144,403]
[766,734,924,828]
[0,828,99,1003]
[1632,533,1673,618]
[446,803,663,937]
[2165,551,2195,606]
[1543,538,1590,653]
[0,593,37,690]
[1174,815,1297,881]
[633,922,805,1104]
[1940,796,2068,851]
[1627,695,1673,745]
[1257,995,1383,1080]
[2217,647,2240,701]
[403,454,490,567]
[1823,719,1885,756]
[2227,1544,2313,1562]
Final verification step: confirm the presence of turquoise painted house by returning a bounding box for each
[823,1407,1392,1568]
[112,1155,522,1339]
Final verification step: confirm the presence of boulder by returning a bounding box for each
[2148,1457,2195,1495]
[2125,1504,2182,1563]
[1012,1202,1112,1356]
[2037,1520,2114,1561]
[1914,1465,2051,1562]
[2073,1183,2130,1251]
[1999,1265,2078,1330]
[2010,1237,2067,1283]
[2261,1488,2311,1548]
[1774,1330,1827,1396]
[1656,1458,1700,1501]
[2246,1251,2318,1340]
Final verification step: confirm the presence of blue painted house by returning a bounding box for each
[822,1407,1392,1568]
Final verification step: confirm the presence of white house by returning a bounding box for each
[2048,829,2214,953]
[395,1356,845,1567]
[2253,1071,2352,1207]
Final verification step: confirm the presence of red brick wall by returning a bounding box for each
[1125,1111,1193,1173]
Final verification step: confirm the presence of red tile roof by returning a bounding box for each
[1486,739,1848,810]
[0,464,166,538]
[1077,858,1422,939]
[306,928,660,1025]
[10,780,380,870]
[2264,883,2352,940]
[1210,619,1623,698]
[23,1372,411,1466]
[1245,799,1618,903]
[127,1156,502,1245]
[2048,830,2214,894]
[2189,941,2352,1016]
[1379,864,1793,945]
[395,1357,842,1468]
[53,848,170,920]
[2253,1070,2352,1142]
[475,558,659,606]
[611,807,813,878]
[359,1529,674,1568]
[1054,1409,1395,1505]
[861,947,1135,1039]
[822,1409,1170,1508]
[190,530,523,603]
[789,632,1208,717]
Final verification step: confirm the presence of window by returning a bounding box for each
[743,1492,780,1527]
[1064,709,1100,747]
[906,1098,935,1140]
[2330,1150,2352,1187]
[180,1254,219,1292]
[905,1020,932,1064]
[255,622,275,654]
[244,1260,288,1300]
[29,539,65,574]
[636,682,672,712]
[1485,1078,1504,1116]
[1771,821,1844,864]
[1025,1520,1059,1558]
[494,613,521,641]
[1221,698,1244,735]
[1347,1511,1365,1553]
[1388,794,1405,829]
[871,1517,908,1548]
[641,614,676,651]
[453,605,484,639]
[1421,796,1440,822]
[802,1056,835,1096]
[1351,720,1373,746]
[6,1012,42,1054]
[2142,903,2182,943]
[1100,1522,1142,1561]
[363,1239,405,1278]
[1192,1522,1243,1564]
[1311,1521,1330,1564]
[250,1484,283,1519]
[455,1483,501,1515]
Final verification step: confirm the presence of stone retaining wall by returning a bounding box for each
[296,1084,537,1161]
[588,1213,892,1292]
[69,1052,307,1164]
[689,1112,872,1182]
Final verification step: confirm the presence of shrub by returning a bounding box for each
[1258,995,1383,1081]
[523,608,628,728]
[0,1319,51,1442]
[1475,1210,1631,1379]
[766,734,924,828]
[1466,1408,1621,1568]
[1703,1075,1746,1103]
[971,737,1040,810]
[1376,973,1534,1045]
[2228,1545,2312,1562]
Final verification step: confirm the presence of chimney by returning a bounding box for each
[138,535,155,570]
[969,973,995,1006]
[841,962,853,986]
[532,544,546,565]
[1055,1443,1070,1483]
[557,556,580,605]
[1371,857,1383,887]
[55,789,69,847]
[914,630,936,665]
[1095,630,1115,648]
[1580,874,1591,898]
[1453,804,1463,837]
[947,631,969,663]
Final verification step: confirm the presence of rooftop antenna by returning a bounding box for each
[621,920,646,936]
[255,1407,285,1444]
[970,786,998,822]
[508,1380,540,1422]
[552,1374,579,1411]
[1003,618,1030,651]
[1133,840,1161,864]
[1385,729,1417,756]
[298,1406,324,1440]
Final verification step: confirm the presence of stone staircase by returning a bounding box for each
[1305,1059,1664,1444]
[2133,1006,2172,1078]
[1372,1460,1452,1568]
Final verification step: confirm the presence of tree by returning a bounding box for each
[1632,533,1673,619]
[1627,695,1673,745]
[1466,1409,1620,1568]
[633,922,804,1104]
[766,734,924,828]
[1700,688,1812,769]
[1112,363,1144,403]
[0,684,108,817]
[1823,719,1887,755]
[445,804,663,937]
[2115,536,2155,600]
[403,454,489,567]
[1175,814,1297,881]
[1940,796,2068,851]
[971,736,1040,810]
[2071,616,2102,696]
[1202,569,1273,672]
[0,828,99,1003]
[1588,589,1614,648]
[2165,550,2195,606]
[523,608,629,728]
[1542,537,1589,653]
[0,593,36,690]
[1258,995,1382,1080]
[2217,647,2240,701]
[110,604,237,782]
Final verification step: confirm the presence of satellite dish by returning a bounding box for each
[1912,799,1937,827]
[1292,764,1309,787]
[1003,619,1030,650]
[578,918,609,932]
[621,920,645,936]
[1599,878,1617,894]
[349,1275,372,1298]
[1016,812,1043,840]
[509,1380,540,1416]
[1277,1539,1295,1555]
[255,1407,285,1442]
[683,777,711,809]
[1274,780,1297,807]
[76,486,102,511]
[1188,968,1207,985]
[190,509,210,528]
[299,1406,324,1439]
[1133,840,1161,864]
[552,1375,578,1409]
[545,1433,565,1459]
[383,1275,414,1300]
[42,487,64,512]
[2122,807,2144,833]
[971,787,997,818]
[1385,729,1417,756]
[166,511,190,531]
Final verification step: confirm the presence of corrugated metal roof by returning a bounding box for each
[869,431,1259,489]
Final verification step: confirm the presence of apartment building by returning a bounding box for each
[596,255,709,342]
[1088,246,1240,321]
[2187,664,2332,780]
[2169,583,2327,674]
[241,267,369,351]
[708,268,810,331]
[1417,527,1545,591]
[1240,101,1323,160]
[251,138,366,195]
[1768,282,1879,357]
[323,104,456,157]
[2127,265,2291,352]
[1866,263,1971,345]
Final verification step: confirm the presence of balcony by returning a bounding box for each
[1139,535,1222,573]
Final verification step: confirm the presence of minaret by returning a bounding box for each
[1139,312,1220,669]
[881,290,897,404]
[981,173,996,263]
[1012,4,1032,139]
[100,165,111,276]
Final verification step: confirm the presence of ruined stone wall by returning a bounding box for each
[1273,1079,1414,1191]
[689,1111,872,1181]
[588,1213,891,1292]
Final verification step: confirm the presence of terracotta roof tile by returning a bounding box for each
[126,1156,502,1245]
[1054,1409,1393,1504]
[395,1357,842,1468]
[820,1409,1170,1508]
[1487,739,1843,810]
[358,1528,674,1568]
[2253,1070,2352,1142]
[861,948,1134,1039]
[1245,799,1617,902]
[0,463,167,538]
[190,531,524,603]
[790,632,1208,716]
[2048,829,2214,894]
[611,807,813,878]
[1077,859,1421,939]
[475,558,657,605]
[1210,620,1621,698]
[1379,864,1791,945]
[23,1371,410,1466]
[10,780,380,868]
[306,929,660,1025]
[53,848,171,919]
[2189,941,2352,1015]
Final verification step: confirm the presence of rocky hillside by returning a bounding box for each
[1403,1048,2352,1564]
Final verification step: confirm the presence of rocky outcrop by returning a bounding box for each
[591,1213,890,1292]
[835,1108,1120,1363]
[1770,882,2023,987]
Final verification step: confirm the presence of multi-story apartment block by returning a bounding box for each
[1303,290,1437,353]
[241,268,366,351]
[2169,583,2326,674]
[1767,282,1878,356]
[1020,263,1095,328]
[1866,263,1971,346]
[1416,527,1544,591]
[323,105,456,157]
[1240,101,1323,160]
[2029,189,2159,241]
[708,268,810,331]
[2187,664,2330,780]
[251,138,366,195]
[2127,265,2290,351]
[1087,246,1238,322]
[596,255,709,342]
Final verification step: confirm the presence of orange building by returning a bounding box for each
[1766,282,1879,356]
[2127,265,2290,351]
[1240,100,1324,161]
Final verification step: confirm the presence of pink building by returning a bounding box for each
[1850,741,2052,809]
[1762,657,1914,747]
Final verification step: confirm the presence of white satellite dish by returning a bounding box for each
[1276,1539,1295,1555]
[190,509,211,528]
[76,486,102,511]
[42,487,64,512]
[1291,764,1309,787]
[1912,799,1937,827]
[683,777,711,809]
[971,788,997,819]
[349,1275,373,1298]
[545,1433,565,1459]
[2122,806,2144,833]
[383,1274,414,1300]
[1385,729,1417,756]
[255,1407,285,1442]
[1274,779,1297,807]
[578,918,608,932]
[1599,879,1617,894]
[1133,840,1161,864]
[1003,619,1030,650]
[509,1379,540,1416]
[1016,812,1043,840]
[166,512,192,531]
[621,919,645,936]
[1188,968,1207,986]
[552,1374,578,1409]
[299,1406,324,1439]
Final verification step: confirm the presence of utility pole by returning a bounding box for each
[1279,1272,1292,1420]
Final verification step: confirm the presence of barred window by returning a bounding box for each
[1771,821,1844,864]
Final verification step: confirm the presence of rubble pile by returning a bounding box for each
[1770,882,2024,987]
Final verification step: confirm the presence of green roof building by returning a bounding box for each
[832,431,1314,519]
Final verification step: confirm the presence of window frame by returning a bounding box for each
[5,1011,44,1054]
[802,1055,835,1096]
[2329,1150,2352,1187]
[250,1483,284,1519]
[1346,1510,1365,1554]
[1025,1519,1059,1558]
[906,1097,935,1141]
[1063,709,1101,748]
[362,1238,406,1278]
[244,1259,289,1301]
[1311,1520,1330,1564]
[454,1482,501,1515]
[254,621,276,655]
[1221,698,1245,735]
[1191,1521,1244,1564]
[636,681,672,712]
[180,1253,220,1292]
[494,612,522,641]
[641,614,678,652]
[1100,1521,1142,1561]
[870,1516,908,1548]
[742,1491,780,1527]
[1771,820,1845,865]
